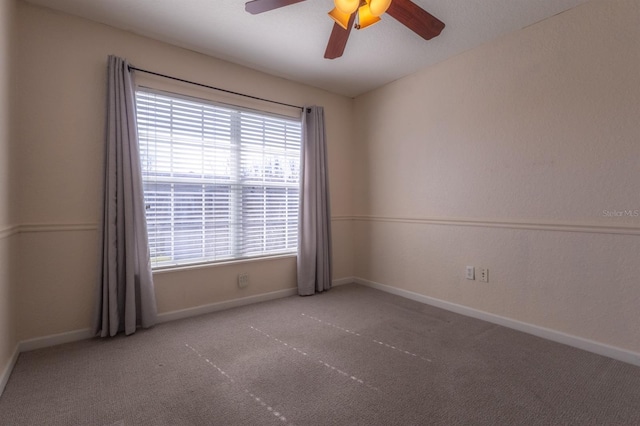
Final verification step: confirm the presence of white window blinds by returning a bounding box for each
[135,89,301,268]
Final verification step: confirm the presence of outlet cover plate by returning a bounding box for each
[479,268,489,283]
[466,266,475,280]
[238,273,250,288]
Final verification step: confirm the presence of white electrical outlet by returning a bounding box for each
[238,273,250,288]
[466,266,475,280]
[479,268,489,283]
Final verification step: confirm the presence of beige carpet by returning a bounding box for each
[1,283,640,425]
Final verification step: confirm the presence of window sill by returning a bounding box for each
[151,253,297,275]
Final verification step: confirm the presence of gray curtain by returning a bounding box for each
[297,106,333,296]
[94,55,157,337]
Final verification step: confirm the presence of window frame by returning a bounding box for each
[135,86,302,270]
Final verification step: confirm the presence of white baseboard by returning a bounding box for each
[0,344,20,397]
[354,277,640,367]
[2,281,346,388]
[19,328,93,353]
[157,287,298,324]
[17,288,300,353]
[158,278,355,324]
[332,277,355,287]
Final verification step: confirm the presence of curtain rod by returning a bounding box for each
[128,65,305,111]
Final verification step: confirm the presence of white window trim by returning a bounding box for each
[136,86,302,270]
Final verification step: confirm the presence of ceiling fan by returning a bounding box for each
[245,0,445,59]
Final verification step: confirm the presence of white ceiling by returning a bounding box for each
[25,0,592,97]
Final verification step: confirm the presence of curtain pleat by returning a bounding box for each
[297,106,333,296]
[94,55,158,337]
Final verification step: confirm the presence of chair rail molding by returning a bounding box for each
[351,215,640,236]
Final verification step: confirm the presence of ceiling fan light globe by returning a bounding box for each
[368,0,392,16]
[357,4,381,29]
[334,0,359,14]
[328,8,352,30]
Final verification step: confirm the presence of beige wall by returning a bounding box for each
[0,0,10,227]
[0,0,16,385]
[354,0,640,352]
[13,2,355,340]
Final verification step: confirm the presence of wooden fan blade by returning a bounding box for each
[245,0,307,14]
[386,0,445,40]
[324,13,357,59]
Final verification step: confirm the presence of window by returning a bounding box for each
[135,89,301,268]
